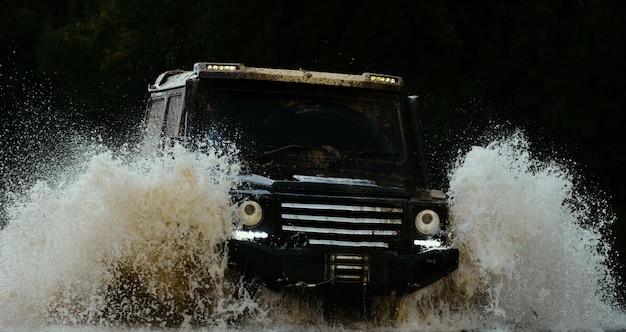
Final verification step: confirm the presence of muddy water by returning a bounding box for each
[0,133,625,331]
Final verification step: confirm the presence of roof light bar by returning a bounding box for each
[368,74,399,84]
[193,62,244,74]
[206,64,239,71]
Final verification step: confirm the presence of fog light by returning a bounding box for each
[415,209,440,235]
[238,200,263,227]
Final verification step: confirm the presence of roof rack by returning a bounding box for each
[192,62,405,92]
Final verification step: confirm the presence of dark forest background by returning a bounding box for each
[2,0,626,299]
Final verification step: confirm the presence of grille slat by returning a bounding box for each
[281,201,403,248]
[282,202,402,213]
[282,225,398,236]
[282,213,402,225]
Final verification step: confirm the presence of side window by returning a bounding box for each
[164,94,184,136]
[145,97,166,138]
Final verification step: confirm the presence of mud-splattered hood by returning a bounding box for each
[238,173,411,198]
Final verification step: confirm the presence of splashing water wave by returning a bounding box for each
[0,141,267,328]
[393,131,625,331]
[0,132,625,330]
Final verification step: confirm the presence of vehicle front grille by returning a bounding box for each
[280,201,404,248]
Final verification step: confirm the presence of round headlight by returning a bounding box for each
[238,200,263,227]
[415,209,440,236]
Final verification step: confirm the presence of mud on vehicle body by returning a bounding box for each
[144,62,459,302]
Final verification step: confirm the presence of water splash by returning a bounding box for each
[0,130,624,331]
[0,140,266,328]
[395,131,625,331]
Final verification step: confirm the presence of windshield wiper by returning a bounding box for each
[254,144,397,169]
[327,149,399,169]
[345,149,398,157]
[254,144,342,162]
[264,144,307,155]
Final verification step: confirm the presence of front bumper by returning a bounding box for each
[227,240,459,295]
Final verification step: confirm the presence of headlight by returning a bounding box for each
[238,200,263,227]
[415,209,440,236]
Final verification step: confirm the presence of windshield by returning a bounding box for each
[193,84,410,182]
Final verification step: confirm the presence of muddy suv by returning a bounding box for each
[144,62,459,299]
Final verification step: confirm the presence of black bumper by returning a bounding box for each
[227,240,459,295]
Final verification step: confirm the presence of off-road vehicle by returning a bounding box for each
[144,62,459,310]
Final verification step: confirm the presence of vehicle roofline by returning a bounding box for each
[148,62,406,93]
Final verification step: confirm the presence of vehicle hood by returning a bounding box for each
[238,173,410,198]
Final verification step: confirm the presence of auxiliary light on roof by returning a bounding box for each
[193,62,245,75]
[369,75,398,84]
[206,64,239,71]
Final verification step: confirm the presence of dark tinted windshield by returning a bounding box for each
[194,85,409,178]
[262,101,396,153]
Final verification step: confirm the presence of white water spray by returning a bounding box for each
[0,131,624,330]
[395,131,625,331]
[0,140,266,328]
